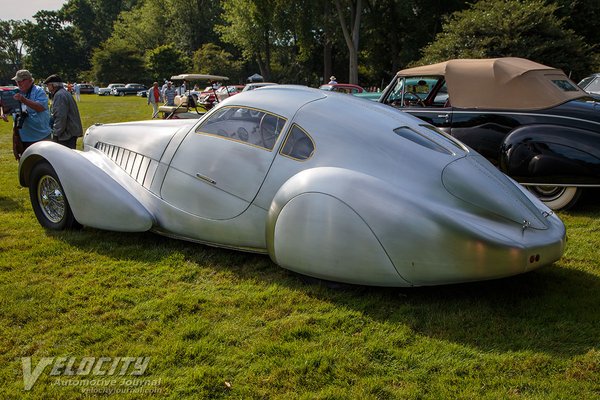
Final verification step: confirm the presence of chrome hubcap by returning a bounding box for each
[531,186,565,200]
[37,175,65,223]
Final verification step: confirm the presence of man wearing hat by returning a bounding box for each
[328,76,338,84]
[4,69,51,159]
[44,74,83,149]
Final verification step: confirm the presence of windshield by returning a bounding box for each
[385,76,446,107]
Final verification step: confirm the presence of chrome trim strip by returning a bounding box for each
[520,183,600,187]
[407,109,600,127]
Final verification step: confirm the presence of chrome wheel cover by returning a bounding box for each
[37,175,65,223]
[530,185,565,200]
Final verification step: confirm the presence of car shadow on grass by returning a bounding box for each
[0,195,25,212]
[49,201,600,358]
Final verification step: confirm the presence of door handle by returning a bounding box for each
[196,173,216,185]
[437,114,450,123]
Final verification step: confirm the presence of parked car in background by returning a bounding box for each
[18,86,565,286]
[78,83,95,94]
[112,83,146,96]
[215,85,245,101]
[162,74,230,118]
[242,82,278,92]
[136,89,148,98]
[378,57,600,210]
[98,83,125,96]
[319,83,365,94]
[353,91,382,101]
[578,73,600,98]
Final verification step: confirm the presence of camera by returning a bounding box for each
[14,110,28,130]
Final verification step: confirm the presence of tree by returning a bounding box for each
[166,0,223,52]
[0,20,26,83]
[217,0,276,80]
[418,0,592,79]
[146,44,189,81]
[107,0,168,52]
[334,0,362,84]
[21,10,84,81]
[90,43,146,85]
[360,0,468,87]
[552,0,600,73]
[192,43,242,80]
[58,0,141,79]
[218,0,325,84]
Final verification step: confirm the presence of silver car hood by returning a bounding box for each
[83,119,196,160]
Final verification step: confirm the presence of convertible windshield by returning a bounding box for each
[386,76,447,107]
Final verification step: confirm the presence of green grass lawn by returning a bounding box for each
[0,94,598,399]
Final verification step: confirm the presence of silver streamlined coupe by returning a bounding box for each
[18,86,566,287]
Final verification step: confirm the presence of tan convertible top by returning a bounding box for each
[396,57,587,110]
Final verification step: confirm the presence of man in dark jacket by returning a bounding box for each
[43,74,83,149]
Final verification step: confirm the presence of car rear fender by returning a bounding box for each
[266,167,411,287]
[19,142,153,232]
[500,124,600,184]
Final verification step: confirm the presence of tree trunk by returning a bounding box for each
[323,40,333,84]
[335,0,362,84]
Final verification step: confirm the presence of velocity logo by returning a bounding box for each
[21,357,150,391]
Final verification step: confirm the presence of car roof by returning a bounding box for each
[221,85,422,131]
[171,74,229,81]
[396,57,587,110]
[219,85,326,117]
[320,83,363,89]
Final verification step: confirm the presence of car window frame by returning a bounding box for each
[279,123,315,161]
[195,105,287,151]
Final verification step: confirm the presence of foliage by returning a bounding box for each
[1,0,600,97]
[334,0,363,84]
[20,11,84,82]
[217,0,276,80]
[217,0,326,84]
[91,43,146,85]
[192,43,243,82]
[418,0,593,79]
[0,20,26,85]
[0,96,599,398]
[146,44,190,83]
[165,0,224,53]
[62,0,141,55]
[107,0,168,53]
[360,0,468,86]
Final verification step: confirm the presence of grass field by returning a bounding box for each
[0,94,598,399]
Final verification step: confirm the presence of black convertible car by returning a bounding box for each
[378,57,600,210]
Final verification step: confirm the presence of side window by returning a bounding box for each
[280,124,315,161]
[196,106,286,150]
[385,76,442,107]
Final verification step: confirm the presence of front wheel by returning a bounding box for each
[29,162,81,230]
[527,185,582,210]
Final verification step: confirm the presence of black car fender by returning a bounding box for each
[499,124,600,184]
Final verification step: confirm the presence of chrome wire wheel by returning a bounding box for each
[37,174,66,223]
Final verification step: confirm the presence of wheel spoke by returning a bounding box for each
[37,175,66,223]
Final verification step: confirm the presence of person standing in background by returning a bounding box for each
[1,69,51,160]
[43,74,83,149]
[147,81,163,118]
[162,81,176,106]
[74,82,81,101]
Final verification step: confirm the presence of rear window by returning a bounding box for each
[551,79,579,92]
[280,124,315,160]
